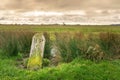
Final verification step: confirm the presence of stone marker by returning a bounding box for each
[50,45,62,66]
[27,33,45,70]
[51,45,60,57]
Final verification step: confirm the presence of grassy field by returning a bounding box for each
[0,25,120,80]
[0,25,120,33]
[0,56,120,80]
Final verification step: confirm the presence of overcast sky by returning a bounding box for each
[0,0,120,11]
[0,0,120,25]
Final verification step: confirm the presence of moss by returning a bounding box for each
[33,33,43,39]
[27,53,42,70]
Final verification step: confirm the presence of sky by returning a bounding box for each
[0,0,120,25]
[0,0,120,11]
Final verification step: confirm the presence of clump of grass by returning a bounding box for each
[18,31,35,54]
[85,44,105,62]
[0,31,35,56]
[99,32,120,57]
[0,31,19,56]
[43,32,52,59]
[54,32,109,62]
[43,58,50,67]
[55,32,85,62]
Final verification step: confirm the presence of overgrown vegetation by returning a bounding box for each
[43,32,51,59]
[0,57,120,80]
[0,31,35,56]
[0,31,119,61]
[55,32,120,62]
[0,25,120,80]
[99,32,120,56]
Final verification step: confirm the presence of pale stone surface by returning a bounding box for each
[50,45,60,57]
[27,33,45,70]
[50,45,62,66]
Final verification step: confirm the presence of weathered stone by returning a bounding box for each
[51,45,60,57]
[50,45,62,66]
[27,33,45,70]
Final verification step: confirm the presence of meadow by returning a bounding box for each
[0,25,120,80]
[0,25,120,33]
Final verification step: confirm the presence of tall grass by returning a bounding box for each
[0,31,119,61]
[55,32,87,62]
[18,31,35,54]
[43,32,51,59]
[55,32,120,62]
[0,31,35,56]
[99,32,120,56]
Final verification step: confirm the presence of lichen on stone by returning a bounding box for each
[27,52,42,70]
[27,33,45,70]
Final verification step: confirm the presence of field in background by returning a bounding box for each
[0,25,120,80]
[0,25,120,33]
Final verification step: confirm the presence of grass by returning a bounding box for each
[0,31,34,56]
[55,32,120,62]
[99,32,120,55]
[0,25,120,33]
[0,56,120,80]
[0,25,120,80]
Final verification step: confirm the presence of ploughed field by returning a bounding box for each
[0,25,120,80]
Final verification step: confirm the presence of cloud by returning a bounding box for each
[0,0,120,11]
